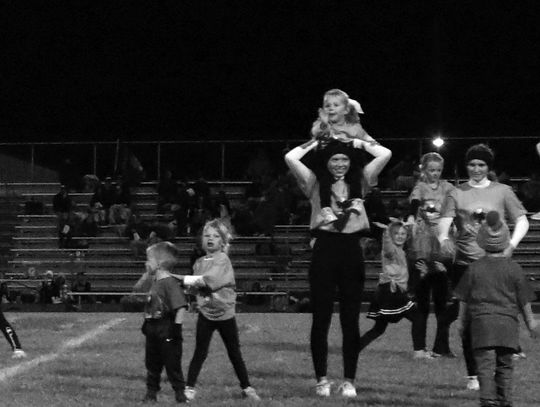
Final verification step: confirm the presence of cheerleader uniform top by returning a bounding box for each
[378,230,409,293]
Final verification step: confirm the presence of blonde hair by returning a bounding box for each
[202,219,233,254]
[146,241,180,270]
[420,152,444,171]
[323,89,360,124]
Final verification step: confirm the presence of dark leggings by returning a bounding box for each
[445,263,477,376]
[0,309,22,351]
[187,313,250,389]
[309,232,365,381]
[414,269,451,354]
[359,309,424,352]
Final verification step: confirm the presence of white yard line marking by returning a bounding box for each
[0,317,125,382]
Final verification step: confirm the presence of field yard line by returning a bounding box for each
[0,317,125,382]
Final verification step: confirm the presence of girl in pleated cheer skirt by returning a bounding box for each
[360,221,427,358]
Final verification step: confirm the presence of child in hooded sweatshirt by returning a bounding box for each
[455,211,538,407]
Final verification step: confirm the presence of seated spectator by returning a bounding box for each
[80,207,99,238]
[39,270,61,304]
[53,185,74,224]
[156,170,178,214]
[70,271,93,304]
[109,180,132,225]
[387,154,419,191]
[231,202,257,236]
[90,177,117,224]
[82,174,100,193]
[170,182,196,236]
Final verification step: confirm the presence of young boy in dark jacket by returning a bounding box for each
[139,241,188,403]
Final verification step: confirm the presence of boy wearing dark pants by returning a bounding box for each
[140,241,188,403]
[455,212,538,407]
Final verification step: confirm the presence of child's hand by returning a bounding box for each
[415,260,428,277]
[318,108,329,124]
[434,261,447,273]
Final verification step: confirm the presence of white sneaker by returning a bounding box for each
[12,349,27,359]
[466,376,480,391]
[530,212,540,221]
[241,386,261,401]
[413,350,434,360]
[512,351,526,360]
[315,378,331,397]
[337,381,357,398]
[184,386,196,401]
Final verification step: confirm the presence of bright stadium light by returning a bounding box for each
[432,136,444,149]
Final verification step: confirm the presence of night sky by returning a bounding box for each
[2,1,540,142]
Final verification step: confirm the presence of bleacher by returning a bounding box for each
[2,181,539,312]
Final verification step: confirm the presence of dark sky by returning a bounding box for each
[2,1,540,142]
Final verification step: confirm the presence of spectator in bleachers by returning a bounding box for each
[157,169,178,214]
[82,174,100,193]
[109,180,132,226]
[70,271,93,304]
[171,181,193,237]
[53,185,74,222]
[39,270,62,304]
[125,212,154,258]
[90,177,117,224]
[230,202,257,236]
[80,207,99,238]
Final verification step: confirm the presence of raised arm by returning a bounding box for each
[352,139,392,187]
[284,140,319,196]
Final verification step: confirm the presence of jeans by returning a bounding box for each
[474,347,514,407]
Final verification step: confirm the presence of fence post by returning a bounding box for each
[157,142,161,180]
[30,144,35,182]
[220,142,226,181]
[92,144,97,176]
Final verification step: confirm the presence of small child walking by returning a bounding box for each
[455,211,538,407]
[0,309,26,359]
[359,221,426,357]
[182,219,260,402]
[140,241,188,403]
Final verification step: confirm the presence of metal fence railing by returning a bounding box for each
[0,137,537,183]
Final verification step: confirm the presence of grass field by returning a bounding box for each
[0,312,538,407]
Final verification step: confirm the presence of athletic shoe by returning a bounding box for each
[142,391,157,403]
[530,212,540,221]
[430,351,457,359]
[12,349,27,359]
[184,386,196,401]
[512,351,526,360]
[413,350,434,360]
[467,376,480,391]
[175,390,188,403]
[337,381,357,398]
[315,378,331,397]
[241,386,261,401]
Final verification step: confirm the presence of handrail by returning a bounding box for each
[1,136,538,183]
